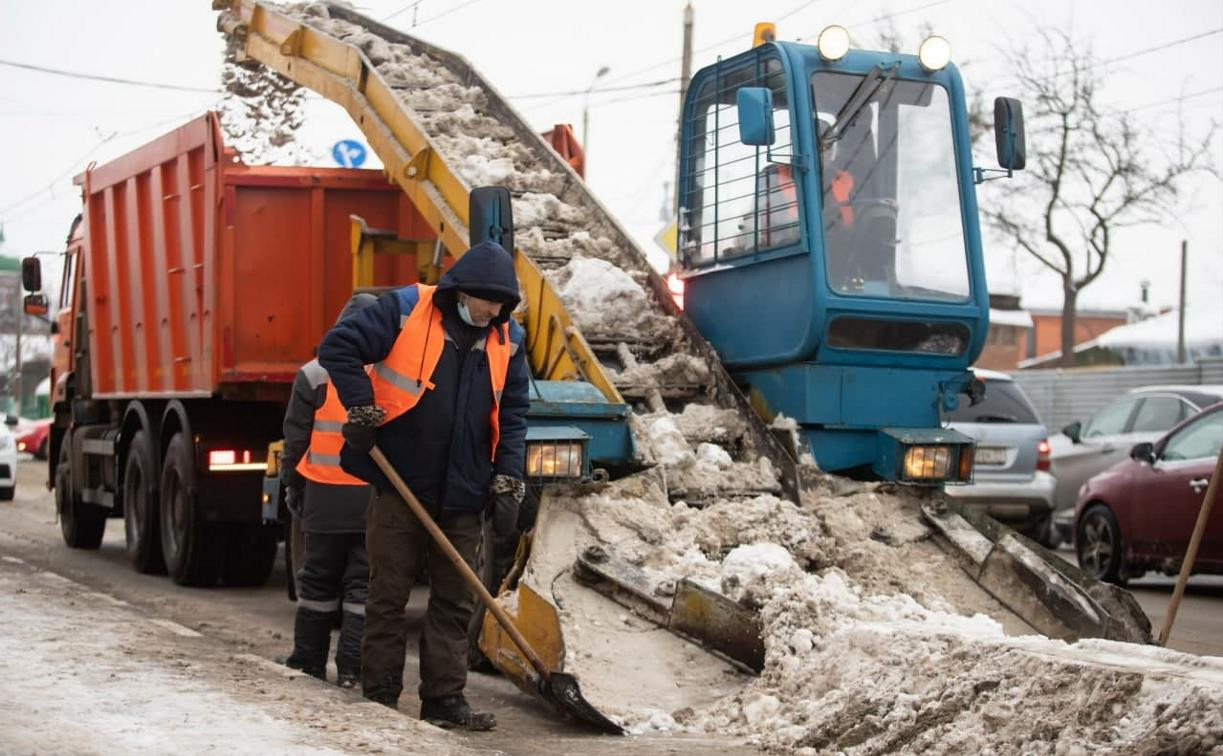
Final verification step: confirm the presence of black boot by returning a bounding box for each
[420,695,496,731]
[335,609,364,689]
[285,607,333,680]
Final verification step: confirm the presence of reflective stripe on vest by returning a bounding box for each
[296,380,368,486]
[371,284,514,463]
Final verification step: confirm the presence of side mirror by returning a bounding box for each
[21,256,42,293]
[469,186,514,255]
[1130,441,1156,464]
[24,293,49,317]
[737,87,776,147]
[1062,421,1082,444]
[4,414,17,427]
[993,97,1026,171]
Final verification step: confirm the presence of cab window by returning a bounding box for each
[681,49,797,266]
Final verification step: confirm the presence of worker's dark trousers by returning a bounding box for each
[362,487,483,706]
[287,531,368,679]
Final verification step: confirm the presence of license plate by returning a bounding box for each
[975,447,1006,466]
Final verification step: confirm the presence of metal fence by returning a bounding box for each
[1009,359,1223,431]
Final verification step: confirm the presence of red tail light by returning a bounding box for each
[1036,439,1051,472]
[209,449,237,467]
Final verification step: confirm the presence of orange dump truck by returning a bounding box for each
[24,112,436,586]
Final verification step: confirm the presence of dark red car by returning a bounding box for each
[15,418,52,459]
[1075,402,1223,584]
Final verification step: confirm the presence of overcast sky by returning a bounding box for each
[1,0,1219,315]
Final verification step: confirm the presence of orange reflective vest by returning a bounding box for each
[830,170,855,227]
[296,379,368,486]
[367,284,512,462]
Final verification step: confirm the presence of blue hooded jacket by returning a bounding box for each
[318,241,529,514]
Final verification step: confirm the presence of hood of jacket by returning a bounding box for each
[433,241,521,325]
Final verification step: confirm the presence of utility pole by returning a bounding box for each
[673,1,694,217]
[1177,240,1187,364]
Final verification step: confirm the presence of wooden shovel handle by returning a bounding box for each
[369,446,552,683]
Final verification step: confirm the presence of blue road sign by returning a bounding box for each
[331,139,368,168]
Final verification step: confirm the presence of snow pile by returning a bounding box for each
[529,472,1223,750]
[616,353,711,389]
[628,411,781,500]
[688,561,1223,753]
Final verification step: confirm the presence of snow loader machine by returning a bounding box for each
[215,2,1151,731]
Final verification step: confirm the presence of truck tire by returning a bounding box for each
[159,433,222,587]
[56,440,106,549]
[0,486,14,501]
[123,431,165,574]
[222,523,279,587]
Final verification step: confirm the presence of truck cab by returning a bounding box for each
[677,30,1023,482]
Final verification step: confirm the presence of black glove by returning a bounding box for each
[490,474,525,539]
[342,404,385,453]
[285,486,303,517]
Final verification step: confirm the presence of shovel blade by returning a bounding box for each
[542,671,624,735]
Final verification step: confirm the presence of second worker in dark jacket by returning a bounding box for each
[282,293,378,687]
[318,240,529,731]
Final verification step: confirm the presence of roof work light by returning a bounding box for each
[817,25,850,61]
[918,35,952,72]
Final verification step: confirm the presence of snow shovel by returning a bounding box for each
[369,446,623,735]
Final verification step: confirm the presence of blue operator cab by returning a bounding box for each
[676,26,1026,484]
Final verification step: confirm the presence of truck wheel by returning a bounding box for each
[159,433,222,587]
[0,486,14,501]
[123,431,165,574]
[222,523,279,587]
[56,441,106,549]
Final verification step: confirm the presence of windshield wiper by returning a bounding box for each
[820,63,898,149]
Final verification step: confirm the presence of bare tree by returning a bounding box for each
[985,28,1218,366]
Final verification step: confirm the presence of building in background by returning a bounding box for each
[1028,307,1128,364]
[977,293,1034,371]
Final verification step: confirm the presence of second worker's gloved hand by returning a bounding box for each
[285,486,303,517]
[342,404,385,453]
[490,474,526,539]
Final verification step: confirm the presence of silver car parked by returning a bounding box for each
[1050,384,1223,542]
[944,369,1056,545]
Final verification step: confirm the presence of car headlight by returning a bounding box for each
[0,435,12,452]
[526,441,584,479]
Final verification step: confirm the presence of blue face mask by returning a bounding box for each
[457,299,485,327]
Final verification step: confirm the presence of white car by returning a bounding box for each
[0,415,18,501]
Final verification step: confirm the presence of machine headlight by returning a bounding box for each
[526,441,584,479]
[817,25,851,61]
[918,35,951,72]
[903,444,952,481]
[0,434,12,452]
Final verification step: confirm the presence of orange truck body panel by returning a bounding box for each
[71,112,431,399]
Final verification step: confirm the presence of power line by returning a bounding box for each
[382,0,425,22]
[1093,27,1223,70]
[415,0,488,27]
[1126,85,1223,113]
[0,58,219,94]
[508,78,677,100]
